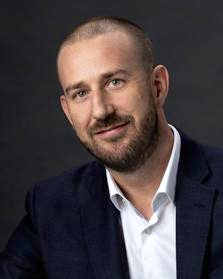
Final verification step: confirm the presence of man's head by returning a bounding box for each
[57,16,169,173]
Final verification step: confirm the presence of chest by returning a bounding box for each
[120,200,176,279]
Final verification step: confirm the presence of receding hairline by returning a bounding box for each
[57,16,154,73]
[59,17,145,46]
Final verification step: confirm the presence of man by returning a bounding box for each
[0,16,223,279]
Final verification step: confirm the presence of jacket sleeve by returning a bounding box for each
[0,187,46,278]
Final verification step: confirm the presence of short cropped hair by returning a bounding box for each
[57,16,154,73]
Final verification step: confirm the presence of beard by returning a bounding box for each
[76,96,159,173]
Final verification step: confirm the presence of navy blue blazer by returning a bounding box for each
[1,134,223,279]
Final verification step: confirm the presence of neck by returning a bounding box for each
[108,124,174,214]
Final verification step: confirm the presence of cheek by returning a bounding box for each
[120,82,150,109]
[117,90,149,116]
[115,93,137,114]
[68,106,92,138]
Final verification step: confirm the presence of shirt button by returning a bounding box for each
[145,228,151,235]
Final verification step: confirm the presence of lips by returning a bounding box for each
[94,122,128,135]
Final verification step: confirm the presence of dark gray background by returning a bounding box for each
[1,0,223,250]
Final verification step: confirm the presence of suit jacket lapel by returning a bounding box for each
[175,134,216,279]
[77,162,129,279]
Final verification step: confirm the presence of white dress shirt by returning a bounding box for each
[106,125,181,279]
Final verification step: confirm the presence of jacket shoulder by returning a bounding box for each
[202,143,223,163]
[180,131,223,167]
[180,132,223,188]
[26,160,105,222]
[32,160,103,196]
[201,143,223,179]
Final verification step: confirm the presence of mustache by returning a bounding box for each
[88,114,134,135]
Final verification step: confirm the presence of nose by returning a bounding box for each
[92,91,115,120]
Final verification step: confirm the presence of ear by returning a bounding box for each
[151,65,169,108]
[60,95,74,126]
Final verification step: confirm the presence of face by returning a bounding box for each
[58,31,168,172]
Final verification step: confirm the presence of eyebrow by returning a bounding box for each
[65,81,86,95]
[101,69,129,79]
[65,69,129,95]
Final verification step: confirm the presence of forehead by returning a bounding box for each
[57,31,142,86]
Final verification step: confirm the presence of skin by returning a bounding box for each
[58,30,173,219]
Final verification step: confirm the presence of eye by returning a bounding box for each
[72,90,88,100]
[77,90,87,97]
[108,78,123,88]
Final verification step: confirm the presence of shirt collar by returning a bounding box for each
[106,124,181,212]
[106,168,126,211]
[153,124,181,206]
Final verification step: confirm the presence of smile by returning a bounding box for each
[94,122,129,138]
